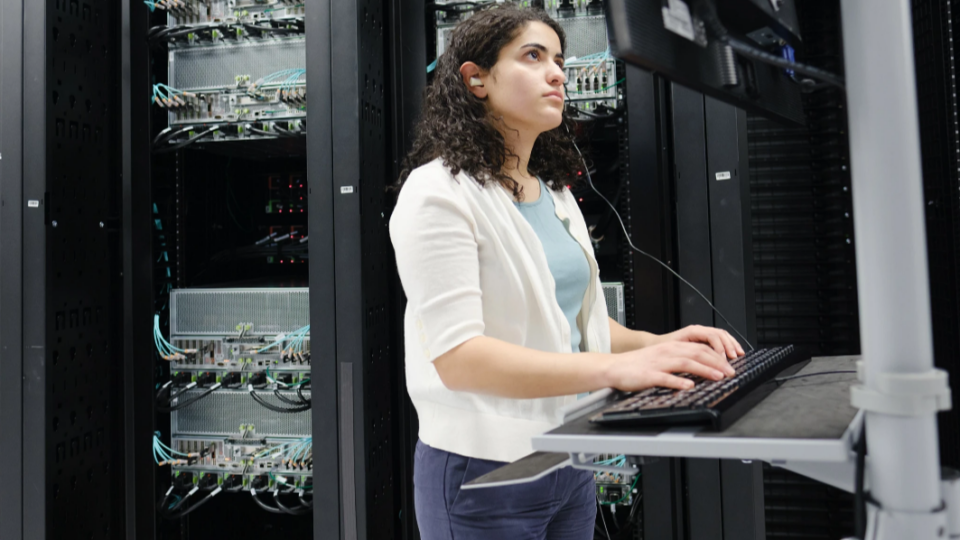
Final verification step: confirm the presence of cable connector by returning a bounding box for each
[221,372,241,387]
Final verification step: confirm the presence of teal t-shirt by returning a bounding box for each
[513,178,591,353]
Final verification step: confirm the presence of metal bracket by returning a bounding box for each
[569,452,639,477]
[850,361,952,416]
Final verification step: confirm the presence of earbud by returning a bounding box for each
[469,77,484,87]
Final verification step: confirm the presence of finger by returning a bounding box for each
[666,356,725,382]
[685,326,735,361]
[724,330,745,356]
[697,327,737,360]
[701,331,726,358]
[716,331,738,359]
[651,372,696,391]
[677,343,734,377]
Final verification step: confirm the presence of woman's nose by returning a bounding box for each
[548,65,566,86]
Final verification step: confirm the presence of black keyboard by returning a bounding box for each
[589,345,810,431]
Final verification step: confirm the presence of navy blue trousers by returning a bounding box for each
[413,439,596,539]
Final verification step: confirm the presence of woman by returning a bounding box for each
[390,5,744,539]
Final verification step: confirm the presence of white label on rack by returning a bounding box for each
[340,186,355,194]
[715,171,732,181]
[662,0,695,42]
[28,200,40,208]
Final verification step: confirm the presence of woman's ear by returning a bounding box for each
[459,62,488,99]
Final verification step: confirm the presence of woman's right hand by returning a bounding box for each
[603,342,737,392]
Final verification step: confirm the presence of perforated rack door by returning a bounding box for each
[746,2,860,358]
[747,1,858,537]
[329,0,398,537]
[28,0,124,538]
[357,0,397,535]
[912,0,960,470]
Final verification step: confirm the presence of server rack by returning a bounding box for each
[2,1,957,539]
[745,1,859,537]
[632,78,764,539]
[1,1,126,540]
[912,0,960,472]
[0,0,27,535]
[122,0,400,538]
[384,0,427,537]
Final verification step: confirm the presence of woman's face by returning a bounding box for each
[481,22,566,135]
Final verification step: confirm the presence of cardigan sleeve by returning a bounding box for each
[389,167,485,362]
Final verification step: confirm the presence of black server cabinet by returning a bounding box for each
[305,0,343,537]
[626,61,765,538]
[1,0,126,540]
[0,0,27,535]
[385,0,427,538]
[912,0,960,470]
[119,0,400,539]
[329,0,400,538]
[0,0,26,534]
[746,1,859,537]
[641,82,762,540]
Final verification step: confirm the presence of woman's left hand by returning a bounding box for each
[653,325,745,360]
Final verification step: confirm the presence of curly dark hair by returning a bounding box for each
[395,4,583,200]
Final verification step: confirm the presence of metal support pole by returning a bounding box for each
[840,1,948,537]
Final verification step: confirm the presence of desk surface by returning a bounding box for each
[532,356,861,463]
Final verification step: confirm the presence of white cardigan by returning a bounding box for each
[389,158,612,462]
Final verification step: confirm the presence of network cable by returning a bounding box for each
[255,325,310,360]
[160,486,223,520]
[273,489,311,515]
[154,126,219,154]
[253,436,312,463]
[153,432,192,466]
[694,0,845,89]
[157,382,222,413]
[249,69,306,99]
[426,1,496,14]
[250,489,285,514]
[152,84,195,108]
[154,314,195,361]
[249,384,310,413]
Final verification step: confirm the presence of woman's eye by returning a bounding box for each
[528,50,540,60]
